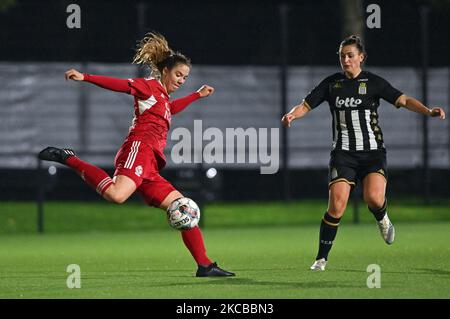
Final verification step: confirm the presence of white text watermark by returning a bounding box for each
[170,120,279,174]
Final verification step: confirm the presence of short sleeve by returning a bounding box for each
[128,78,152,100]
[376,76,403,107]
[303,76,331,110]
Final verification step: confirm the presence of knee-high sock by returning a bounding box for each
[368,200,387,221]
[181,226,212,266]
[316,212,341,261]
[66,156,113,195]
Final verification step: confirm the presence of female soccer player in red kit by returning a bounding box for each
[38,32,234,277]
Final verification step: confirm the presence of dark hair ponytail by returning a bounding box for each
[133,32,191,78]
[339,35,368,63]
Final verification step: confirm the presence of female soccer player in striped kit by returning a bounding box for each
[282,35,446,271]
[38,32,234,277]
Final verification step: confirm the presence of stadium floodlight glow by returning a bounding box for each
[48,165,57,175]
[206,168,217,179]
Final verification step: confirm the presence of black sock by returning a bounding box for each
[316,212,341,261]
[368,200,387,222]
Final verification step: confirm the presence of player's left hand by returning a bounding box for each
[197,85,215,98]
[430,107,446,119]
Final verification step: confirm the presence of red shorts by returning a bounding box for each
[114,140,176,207]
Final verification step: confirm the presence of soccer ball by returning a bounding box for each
[167,197,200,230]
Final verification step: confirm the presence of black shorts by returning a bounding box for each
[328,149,387,188]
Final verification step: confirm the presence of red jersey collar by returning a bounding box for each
[156,79,170,98]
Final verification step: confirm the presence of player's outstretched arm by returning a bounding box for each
[64,68,131,94]
[281,102,311,128]
[170,85,214,115]
[396,95,446,119]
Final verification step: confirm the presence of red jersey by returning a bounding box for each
[83,74,201,169]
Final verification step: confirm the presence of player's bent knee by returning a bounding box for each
[106,194,127,204]
[159,190,184,210]
[331,197,348,214]
[364,194,385,209]
[328,200,347,218]
[328,209,345,219]
[103,189,129,204]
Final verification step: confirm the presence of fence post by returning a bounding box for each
[279,3,290,202]
[79,61,88,152]
[198,164,205,228]
[37,159,45,233]
[420,5,430,204]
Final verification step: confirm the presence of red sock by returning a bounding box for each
[66,156,113,195]
[181,226,212,266]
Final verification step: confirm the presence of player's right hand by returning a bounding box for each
[65,69,84,81]
[281,113,295,128]
[430,107,446,119]
[197,85,215,98]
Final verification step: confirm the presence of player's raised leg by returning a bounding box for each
[162,191,235,277]
[363,173,395,245]
[38,146,136,203]
[139,179,235,277]
[160,191,212,267]
[311,181,351,271]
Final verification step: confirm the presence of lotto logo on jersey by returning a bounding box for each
[335,96,362,108]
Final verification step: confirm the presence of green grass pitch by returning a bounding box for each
[0,205,449,298]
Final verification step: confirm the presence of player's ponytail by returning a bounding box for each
[339,35,368,63]
[133,32,191,78]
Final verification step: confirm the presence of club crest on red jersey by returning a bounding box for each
[135,165,143,177]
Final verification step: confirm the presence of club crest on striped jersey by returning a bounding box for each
[358,82,367,95]
[135,165,143,177]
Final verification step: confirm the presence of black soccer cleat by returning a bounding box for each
[38,147,76,164]
[196,262,235,277]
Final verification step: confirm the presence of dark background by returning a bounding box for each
[1,0,449,202]
[1,0,449,66]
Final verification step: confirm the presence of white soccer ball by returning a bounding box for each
[167,197,201,230]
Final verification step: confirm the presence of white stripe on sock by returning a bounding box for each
[96,177,112,194]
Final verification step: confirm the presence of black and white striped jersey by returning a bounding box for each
[303,71,403,151]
